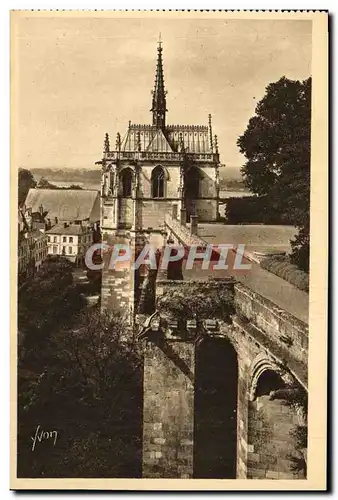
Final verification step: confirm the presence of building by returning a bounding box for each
[18,207,48,280]
[99,38,221,236]
[18,230,48,278]
[46,221,94,265]
[24,188,100,225]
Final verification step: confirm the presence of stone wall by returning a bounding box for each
[142,339,195,478]
[234,283,308,366]
[247,395,303,479]
[141,200,174,230]
[140,164,181,198]
[194,198,218,221]
[164,213,207,247]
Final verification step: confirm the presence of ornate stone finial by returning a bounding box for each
[104,133,110,153]
[214,134,219,155]
[128,120,131,129]
[116,132,121,151]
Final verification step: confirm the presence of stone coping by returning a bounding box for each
[235,282,308,332]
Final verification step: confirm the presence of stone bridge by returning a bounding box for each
[140,210,308,480]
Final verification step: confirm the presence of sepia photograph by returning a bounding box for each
[10,10,328,490]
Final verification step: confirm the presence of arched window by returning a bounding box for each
[120,168,133,197]
[151,166,165,198]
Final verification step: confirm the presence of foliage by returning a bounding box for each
[219,178,246,191]
[283,385,308,477]
[37,176,83,190]
[17,301,143,478]
[157,283,235,322]
[225,195,291,225]
[18,168,36,206]
[237,76,311,271]
[289,222,310,273]
[18,255,84,362]
[260,256,309,292]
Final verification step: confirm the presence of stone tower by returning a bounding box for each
[99,37,221,237]
[96,37,222,322]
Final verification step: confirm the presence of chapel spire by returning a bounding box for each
[151,34,167,130]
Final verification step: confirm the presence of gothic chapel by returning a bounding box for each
[99,38,221,236]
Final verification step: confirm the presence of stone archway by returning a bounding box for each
[247,358,306,479]
[193,337,238,478]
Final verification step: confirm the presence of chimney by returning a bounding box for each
[190,214,198,235]
[55,217,58,225]
[64,222,68,228]
[39,204,43,216]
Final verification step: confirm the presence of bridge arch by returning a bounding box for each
[249,353,285,401]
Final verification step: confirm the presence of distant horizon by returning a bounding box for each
[14,17,311,171]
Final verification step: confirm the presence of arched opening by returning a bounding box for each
[255,369,285,398]
[120,168,133,198]
[194,337,238,478]
[151,165,165,198]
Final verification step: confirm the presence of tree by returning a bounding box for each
[17,301,143,477]
[18,168,36,206]
[37,176,56,189]
[18,255,85,363]
[237,76,311,271]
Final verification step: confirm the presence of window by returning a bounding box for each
[62,246,66,255]
[53,236,57,243]
[63,236,67,242]
[151,166,165,198]
[120,168,133,197]
[68,247,72,254]
[48,236,51,243]
[52,246,57,254]
[69,237,73,243]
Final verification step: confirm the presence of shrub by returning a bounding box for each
[260,256,309,292]
[225,195,291,225]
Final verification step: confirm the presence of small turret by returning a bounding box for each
[116,132,121,152]
[104,133,110,153]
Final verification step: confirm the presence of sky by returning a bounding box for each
[13,16,312,174]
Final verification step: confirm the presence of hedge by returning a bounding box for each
[225,195,291,225]
[260,256,309,292]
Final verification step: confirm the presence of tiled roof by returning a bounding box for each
[30,229,46,239]
[24,189,100,222]
[46,222,89,235]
